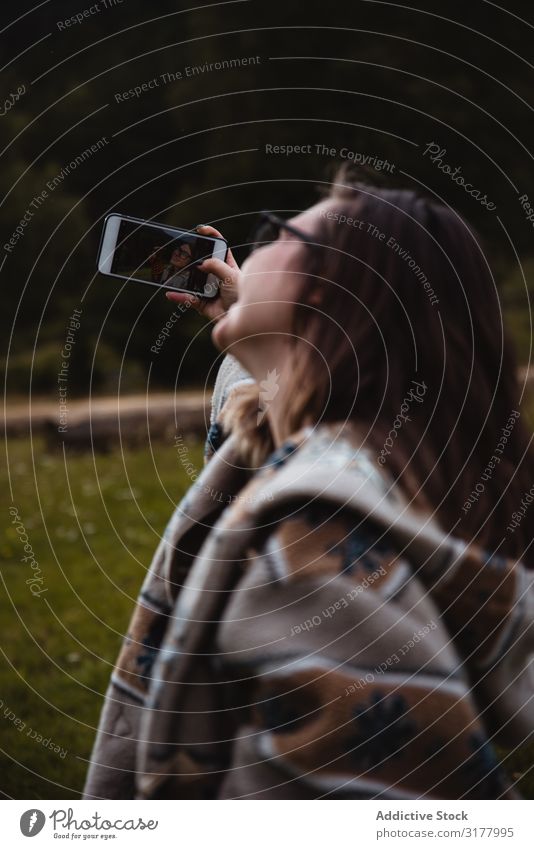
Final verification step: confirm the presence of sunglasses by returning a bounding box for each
[249,210,320,253]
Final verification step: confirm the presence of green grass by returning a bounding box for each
[1,437,533,799]
[1,436,204,799]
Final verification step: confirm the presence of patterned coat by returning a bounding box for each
[84,392,534,800]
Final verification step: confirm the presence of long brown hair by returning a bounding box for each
[274,170,534,567]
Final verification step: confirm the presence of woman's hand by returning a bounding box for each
[164,225,239,322]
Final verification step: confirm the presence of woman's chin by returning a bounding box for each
[212,311,238,352]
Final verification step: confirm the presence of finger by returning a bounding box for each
[196,224,238,268]
[195,223,225,240]
[200,301,227,321]
[165,290,226,321]
[198,261,238,305]
[198,256,237,283]
[165,291,201,308]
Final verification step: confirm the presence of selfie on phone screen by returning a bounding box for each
[98,214,227,297]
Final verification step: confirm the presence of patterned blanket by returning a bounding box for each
[84,391,533,799]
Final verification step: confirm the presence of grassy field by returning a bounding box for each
[1,435,204,799]
[1,436,533,799]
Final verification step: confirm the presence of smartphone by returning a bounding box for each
[97,213,227,298]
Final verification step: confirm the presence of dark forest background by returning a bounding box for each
[1,0,533,397]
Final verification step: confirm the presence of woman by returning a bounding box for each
[148,241,194,287]
[85,172,534,800]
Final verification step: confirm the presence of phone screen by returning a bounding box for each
[110,219,216,294]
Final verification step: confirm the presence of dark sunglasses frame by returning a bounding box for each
[250,210,320,252]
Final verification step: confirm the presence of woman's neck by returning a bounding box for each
[232,342,291,449]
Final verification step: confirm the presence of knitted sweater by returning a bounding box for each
[204,354,253,462]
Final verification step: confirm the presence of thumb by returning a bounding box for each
[199,258,239,297]
[200,257,236,279]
